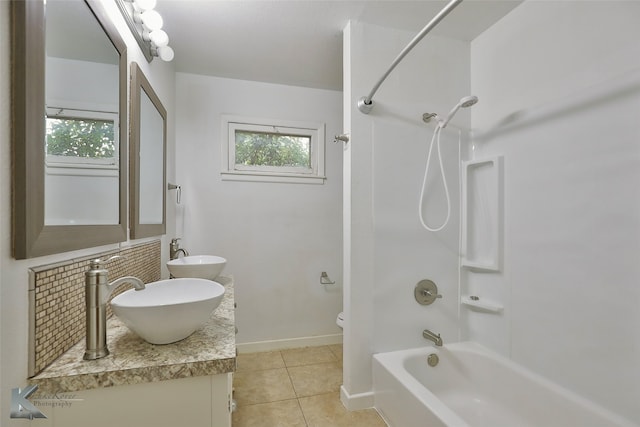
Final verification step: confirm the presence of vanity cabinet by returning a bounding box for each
[29,278,236,427]
[31,374,232,427]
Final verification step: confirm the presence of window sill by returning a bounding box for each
[221,171,326,185]
[45,166,119,177]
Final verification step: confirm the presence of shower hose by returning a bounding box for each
[419,124,450,232]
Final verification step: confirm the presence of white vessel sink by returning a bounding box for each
[111,278,225,344]
[167,255,226,280]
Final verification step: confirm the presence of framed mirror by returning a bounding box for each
[11,0,127,259]
[130,63,167,238]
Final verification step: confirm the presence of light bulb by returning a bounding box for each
[149,29,169,47]
[140,10,163,31]
[157,45,174,62]
[133,0,156,11]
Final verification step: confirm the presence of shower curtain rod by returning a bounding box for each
[357,0,464,114]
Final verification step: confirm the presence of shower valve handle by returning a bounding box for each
[414,280,442,305]
[422,289,442,299]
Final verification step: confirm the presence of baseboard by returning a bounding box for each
[236,333,343,353]
[340,385,375,411]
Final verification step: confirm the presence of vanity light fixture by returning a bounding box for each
[118,0,175,62]
[134,0,157,10]
[153,45,175,62]
[134,9,163,31]
[144,29,168,47]
[143,29,174,60]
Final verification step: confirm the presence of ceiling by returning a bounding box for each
[155,0,523,91]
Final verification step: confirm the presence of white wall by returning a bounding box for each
[0,0,176,424]
[468,1,640,422]
[174,73,343,346]
[46,57,118,109]
[343,20,470,407]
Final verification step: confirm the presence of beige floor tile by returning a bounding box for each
[328,344,343,361]
[281,346,337,367]
[233,399,307,427]
[234,368,296,405]
[287,361,343,398]
[299,392,387,427]
[236,351,285,372]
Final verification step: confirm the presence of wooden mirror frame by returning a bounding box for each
[129,62,167,239]
[11,0,128,259]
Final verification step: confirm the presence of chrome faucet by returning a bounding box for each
[423,329,443,347]
[169,238,189,260]
[84,256,145,360]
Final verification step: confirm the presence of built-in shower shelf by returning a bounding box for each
[461,156,503,272]
[461,262,500,273]
[461,295,503,313]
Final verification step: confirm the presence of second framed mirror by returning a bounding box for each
[130,63,166,238]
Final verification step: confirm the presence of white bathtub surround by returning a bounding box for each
[467,1,640,421]
[343,19,470,407]
[346,1,640,423]
[373,342,636,427]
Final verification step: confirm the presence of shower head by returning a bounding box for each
[459,95,479,108]
[439,95,478,129]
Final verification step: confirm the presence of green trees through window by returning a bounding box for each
[46,117,115,158]
[223,115,325,183]
[235,130,311,168]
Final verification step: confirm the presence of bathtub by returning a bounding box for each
[373,342,635,427]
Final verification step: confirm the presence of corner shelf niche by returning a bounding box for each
[461,156,503,272]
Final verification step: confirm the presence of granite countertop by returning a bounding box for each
[31,276,236,394]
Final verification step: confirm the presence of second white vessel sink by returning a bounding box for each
[111,278,225,344]
[167,255,226,280]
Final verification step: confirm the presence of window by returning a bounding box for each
[45,107,119,174]
[222,115,325,184]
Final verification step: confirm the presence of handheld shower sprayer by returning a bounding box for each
[439,95,478,129]
[419,95,478,232]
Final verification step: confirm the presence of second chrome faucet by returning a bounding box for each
[169,238,189,260]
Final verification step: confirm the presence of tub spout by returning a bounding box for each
[423,329,443,346]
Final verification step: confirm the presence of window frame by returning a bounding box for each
[221,115,326,184]
[45,105,119,174]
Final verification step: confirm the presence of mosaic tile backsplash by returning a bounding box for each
[29,240,161,377]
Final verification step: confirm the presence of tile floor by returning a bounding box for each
[233,344,388,427]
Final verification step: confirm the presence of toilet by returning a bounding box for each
[336,311,344,329]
